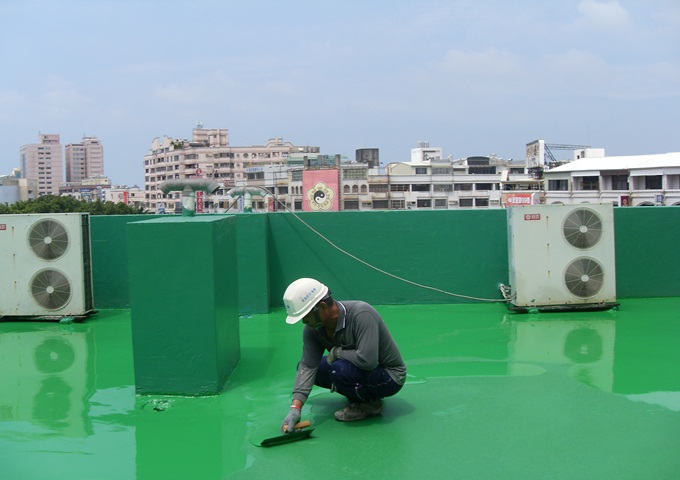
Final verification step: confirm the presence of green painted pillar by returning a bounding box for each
[127,216,239,396]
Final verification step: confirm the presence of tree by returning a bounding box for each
[0,195,147,215]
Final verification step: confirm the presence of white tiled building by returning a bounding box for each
[543,152,680,206]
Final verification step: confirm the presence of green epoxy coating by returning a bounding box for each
[127,216,240,395]
[1,299,678,479]
[87,208,680,314]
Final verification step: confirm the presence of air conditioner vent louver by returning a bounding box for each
[564,257,604,298]
[28,219,70,260]
[562,208,602,249]
[30,269,73,310]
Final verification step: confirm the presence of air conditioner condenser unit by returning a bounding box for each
[0,213,94,318]
[507,203,617,312]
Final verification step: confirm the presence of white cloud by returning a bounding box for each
[575,0,632,29]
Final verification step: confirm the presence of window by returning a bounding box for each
[475,198,489,207]
[475,183,493,191]
[390,184,409,192]
[610,175,629,190]
[343,168,367,180]
[433,184,453,192]
[390,200,405,209]
[344,200,359,210]
[277,186,288,194]
[415,167,428,175]
[468,166,496,174]
[417,199,431,208]
[548,179,569,191]
[459,198,473,207]
[352,185,358,194]
[432,167,452,175]
[372,200,388,209]
[454,184,473,191]
[369,184,388,192]
[645,175,662,189]
[581,176,599,190]
[434,199,447,209]
[411,184,430,192]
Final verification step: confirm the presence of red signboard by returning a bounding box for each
[196,190,204,213]
[524,213,541,221]
[302,169,339,212]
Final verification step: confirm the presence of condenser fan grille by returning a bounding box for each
[564,257,605,298]
[30,269,72,310]
[562,208,603,249]
[28,219,70,260]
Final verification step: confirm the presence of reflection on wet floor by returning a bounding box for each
[1,298,679,479]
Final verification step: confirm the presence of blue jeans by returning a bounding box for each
[314,357,403,403]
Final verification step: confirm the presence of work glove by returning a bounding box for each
[326,346,342,365]
[281,406,301,433]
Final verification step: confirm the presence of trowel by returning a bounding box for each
[252,420,315,447]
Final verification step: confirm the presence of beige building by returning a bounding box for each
[65,136,104,182]
[20,133,63,196]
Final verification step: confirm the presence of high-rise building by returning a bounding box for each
[65,136,104,182]
[20,134,63,196]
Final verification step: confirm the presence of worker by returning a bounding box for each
[281,278,406,432]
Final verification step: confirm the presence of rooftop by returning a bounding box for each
[547,151,680,173]
[2,298,679,479]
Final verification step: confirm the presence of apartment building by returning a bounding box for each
[20,134,64,196]
[544,152,680,206]
[144,124,319,213]
[65,136,104,182]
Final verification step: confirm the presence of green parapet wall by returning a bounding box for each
[235,214,270,314]
[89,214,156,308]
[613,207,680,298]
[266,209,509,307]
[89,207,680,312]
[127,216,240,396]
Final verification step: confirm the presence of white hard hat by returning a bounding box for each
[283,278,329,324]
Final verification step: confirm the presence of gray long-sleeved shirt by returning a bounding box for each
[292,300,406,403]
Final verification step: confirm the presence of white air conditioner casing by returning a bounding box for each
[0,213,94,317]
[507,204,616,309]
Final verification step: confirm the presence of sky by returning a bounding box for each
[1,0,678,187]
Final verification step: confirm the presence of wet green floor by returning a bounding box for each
[1,298,679,479]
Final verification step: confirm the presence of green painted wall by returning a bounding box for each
[266,209,509,307]
[127,216,240,395]
[90,214,156,308]
[235,214,270,314]
[90,207,680,312]
[613,207,680,298]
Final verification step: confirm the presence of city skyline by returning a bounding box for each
[1,0,678,187]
